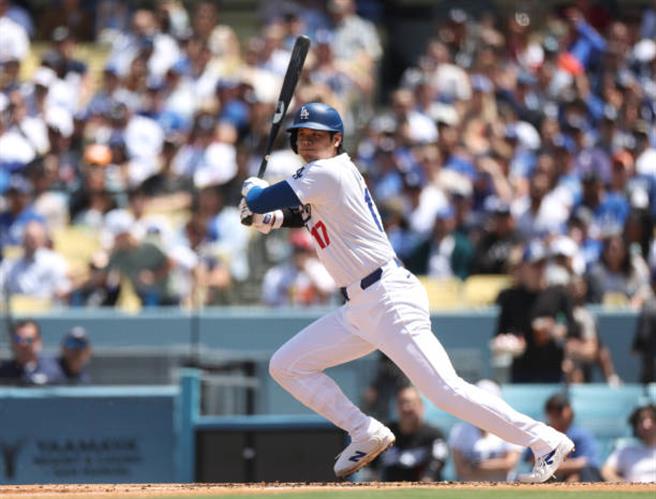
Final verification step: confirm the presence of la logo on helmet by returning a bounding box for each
[300,106,310,120]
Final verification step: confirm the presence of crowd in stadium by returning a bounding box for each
[0,0,654,323]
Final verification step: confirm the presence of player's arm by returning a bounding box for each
[240,178,305,232]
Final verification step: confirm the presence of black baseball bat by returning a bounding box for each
[242,34,311,225]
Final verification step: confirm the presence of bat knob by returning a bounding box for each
[241,215,254,227]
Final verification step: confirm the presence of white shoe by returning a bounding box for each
[334,425,395,479]
[518,437,575,483]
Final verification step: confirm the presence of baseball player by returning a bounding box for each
[240,102,574,481]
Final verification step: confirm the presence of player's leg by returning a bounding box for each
[269,307,378,438]
[269,307,396,478]
[347,268,572,481]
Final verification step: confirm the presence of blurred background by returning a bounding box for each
[0,0,654,486]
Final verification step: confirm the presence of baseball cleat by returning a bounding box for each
[333,425,395,479]
[518,436,575,483]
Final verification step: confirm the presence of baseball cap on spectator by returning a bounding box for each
[103,63,119,76]
[62,326,90,350]
[553,133,576,154]
[403,171,425,191]
[45,106,74,138]
[550,236,577,259]
[6,175,33,196]
[633,39,656,63]
[602,105,618,123]
[517,70,537,87]
[33,66,57,88]
[571,206,593,227]
[522,240,548,264]
[563,115,586,134]
[106,101,129,122]
[370,115,397,135]
[314,29,334,46]
[51,26,72,43]
[632,120,650,138]
[581,170,601,185]
[146,75,165,92]
[485,196,511,216]
[471,74,493,93]
[104,209,136,238]
[430,105,459,127]
[449,8,468,24]
[615,69,635,90]
[435,205,455,221]
[542,35,559,54]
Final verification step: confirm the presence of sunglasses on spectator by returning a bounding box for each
[13,335,37,345]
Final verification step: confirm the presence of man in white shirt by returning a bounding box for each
[0,220,71,303]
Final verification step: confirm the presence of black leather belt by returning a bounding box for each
[340,258,402,301]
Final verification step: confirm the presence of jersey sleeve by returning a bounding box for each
[285,160,341,206]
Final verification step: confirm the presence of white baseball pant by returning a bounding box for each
[269,261,563,456]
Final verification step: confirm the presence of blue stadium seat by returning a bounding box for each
[569,384,643,439]
[647,383,656,403]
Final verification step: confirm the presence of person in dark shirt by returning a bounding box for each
[471,198,522,275]
[0,319,62,386]
[362,352,410,422]
[493,241,581,383]
[53,326,92,385]
[375,385,448,482]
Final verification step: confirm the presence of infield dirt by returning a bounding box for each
[0,482,654,498]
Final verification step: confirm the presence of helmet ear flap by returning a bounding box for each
[290,129,298,154]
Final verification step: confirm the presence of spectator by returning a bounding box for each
[470,198,522,275]
[0,175,46,247]
[576,171,630,240]
[0,219,71,304]
[449,380,522,481]
[564,275,621,386]
[102,210,178,306]
[261,229,335,307]
[0,319,62,386]
[362,352,410,422]
[405,205,473,279]
[493,241,581,383]
[37,0,94,42]
[543,393,602,482]
[601,403,656,483]
[374,385,448,482]
[513,170,569,240]
[586,234,653,309]
[0,0,29,79]
[51,326,92,384]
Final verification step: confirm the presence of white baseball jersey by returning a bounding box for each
[285,153,396,287]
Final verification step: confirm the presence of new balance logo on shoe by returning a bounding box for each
[348,451,367,463]
[543,449,556,466]
[334,424,396,479]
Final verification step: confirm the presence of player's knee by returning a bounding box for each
[268,349,292,383]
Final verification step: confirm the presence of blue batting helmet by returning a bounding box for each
[287,102,344,153]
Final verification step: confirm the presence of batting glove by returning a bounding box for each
[239,199,282,234]
[241,177,269,198]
